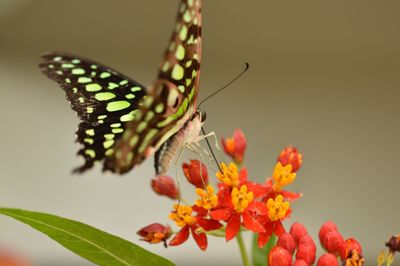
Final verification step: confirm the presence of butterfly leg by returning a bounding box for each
[185,143,211,188]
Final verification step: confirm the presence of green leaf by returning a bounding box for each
[251,233,276,266]
[0,208,175,266]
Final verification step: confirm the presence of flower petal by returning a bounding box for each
[196,217,222,231]
[169,226,190,246]
[210,208,232,221]
[242,210,265,233]
[191,225,208,251]
[239,167,248,184]
[226,213,241,241]
[274,221,286,237]
[282,190,302,202]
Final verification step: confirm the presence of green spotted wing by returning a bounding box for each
[39,52,146,173]
[104,0,203,174]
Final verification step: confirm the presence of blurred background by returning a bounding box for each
[1,0,400,265]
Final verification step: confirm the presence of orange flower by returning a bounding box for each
[277,145,303,172]
[221,129,246,164]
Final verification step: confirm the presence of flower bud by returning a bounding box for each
[151,175,179,199]
[182,160,209,188]
[292,259,308,266]
[268,246,292,266]
[277,233,297,255]
[137,223,172,247]
[386,235,400,253]
[339,238,363,260]
[321,230,344,255]
[277,146,303,172]
[290,222,308,246]
[317,253,339,266]
[319,221,338,244]
[221,129,247,164]
[297,235,316,265]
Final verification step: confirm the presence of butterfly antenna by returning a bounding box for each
[201,127,222,172]
[198,62,250,109]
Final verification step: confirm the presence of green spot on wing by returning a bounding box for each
[106,101,131,112]
[72,68,86,75]
[85,83,102,92]
[95,92,116,101]
[100,72,111,79]
[78,77,92,83]
[108,82,119,90]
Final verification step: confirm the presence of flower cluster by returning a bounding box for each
[138,129,303,251]
[268,221,365,265]
[378,235,400,266]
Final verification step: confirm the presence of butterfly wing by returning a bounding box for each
[104,0,203,174]
[39,52,146,173]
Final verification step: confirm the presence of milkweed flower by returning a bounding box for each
[151,175,179,199]
[317,253,339,266]
[169,204,222,251]
[216,162,240,188]
[339,238,363,261]
[137,223,172,247]
[277,145,303,173]
[290,222,309,246]
[221,129,246,164]
[182,160,209,189]
[257,194,291,247]
[211,185,266,241]
[277,233,296,255]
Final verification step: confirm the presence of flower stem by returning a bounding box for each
[236,230,251,266]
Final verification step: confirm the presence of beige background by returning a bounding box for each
[1,0,400,265]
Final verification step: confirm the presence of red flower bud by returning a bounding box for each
[277,233,297,255]
[290,222,308,246]
[339,238,363,260]
[292,259,308,266]
[182,160,208,188]
[268,246,292,266]
[151,175,179,199]
[221,129,247,164]
[321,230,344,255]
[297,236,316,265]
[317,253,339,266]
[319,221,338,244]
[277,146,303,172]
[137,223,172,247]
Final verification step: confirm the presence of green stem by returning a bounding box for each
[236,230,251,266]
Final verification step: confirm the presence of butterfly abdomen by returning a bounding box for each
[154,111,203,175]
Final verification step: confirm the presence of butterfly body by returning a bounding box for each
[39,0,203,175]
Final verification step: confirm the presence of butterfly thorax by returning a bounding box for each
[154,110,204,175]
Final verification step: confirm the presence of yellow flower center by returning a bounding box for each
[272,162,296,191]
[216,162,240,187]
[231,185,254,213]
[345,251,365,266]
[266,194,290,221]
[195,185,218,210]
[169,204,195,227]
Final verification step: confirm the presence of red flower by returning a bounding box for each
[221,129,246,164]
[169,204,221,251]
[317,253,339,266]
[277,145,303,172]
[321,231,344,255]
[182,160,208,188]
[277,233,297,255]
[137,223,172,247]
[386,235,400,253]
[151,175,179,199]
[268,246,292,266]
[290,222,309,246]
[339,238,363,261]
[257,195,291,248]
[210,185,266,241]
[319,221,338,243]
[0,250,31,266]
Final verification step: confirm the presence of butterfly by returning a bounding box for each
[39,0,205,175]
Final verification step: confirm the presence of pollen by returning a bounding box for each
[266,194,290,221]
[231,185,253,213]
[195,186,218,210]
[169,204,195,227]
[272,162,296,191]
[216,162,240,187]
